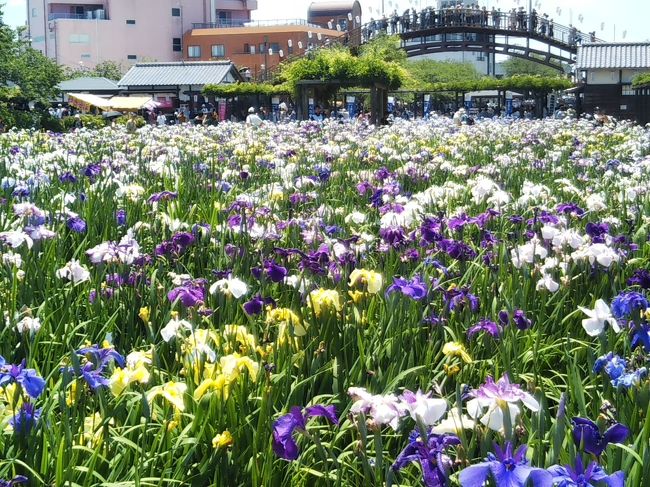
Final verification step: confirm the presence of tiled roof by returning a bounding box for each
[57,77,119,92]
[118,62,241,87]
[576,43,650,70]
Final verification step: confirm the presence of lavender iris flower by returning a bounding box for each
[0,476,28,487]
[67,216,87,233]
[9,402,41,436]
[571,417,629,457]
[467,319,501,339]
[386,275,427,301]
[610,291,649,320]
[548,456,625,487]
[147,191,177,204]
[392,429,461,487]
[458,442,552,487]
[272,405,338,461]
[0,357,46,399]
[444,287,480,313]
[167,282,205,308]
[438,239,477,261]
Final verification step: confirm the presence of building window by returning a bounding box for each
[171,7,181,17]
[127,54,137,60]
[31,8,38,17]
[211,44,225,57]
[69,34,90,44]
[188,45,201,58]
[244,43,249,54]
[126,19,136,25]
[269,43,280,54]
[217,10,231,26]
[249,44,256,54]
[622,84,635,96]
[80,54,91,59]
[172,38,182,52]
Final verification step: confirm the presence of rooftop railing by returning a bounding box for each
[192,19,323,30]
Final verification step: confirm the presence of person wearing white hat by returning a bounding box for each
[245,107,263,128]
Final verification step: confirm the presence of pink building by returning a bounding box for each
[26,0,258,69]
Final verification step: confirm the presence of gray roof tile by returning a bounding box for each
[57,77,119,92]
[576,43,650,70]
[118,62,242,87]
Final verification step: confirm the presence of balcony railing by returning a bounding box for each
[48,12,108,21]
[192,19,323,29]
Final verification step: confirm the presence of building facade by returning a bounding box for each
[575,42,650,122]
[182,22,344,80]
[26,0,257,69]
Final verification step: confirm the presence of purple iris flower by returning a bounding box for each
[467,319,501,339]
[264,260,288,283]
[447,214,472,232]
[115,209,127,226]
[0,476,28,487]
[147,191,177,204]
[272,405,338,461]
[556,203,585,217]
[0,357,46,399]
[67,345,125,391]
[386,275,428,301]
[631,324,650,353]
[420,218,443,244]
[243,295,275,316]
[627,269,650,289]
[59,172,77,184]
[458,442,552,487]
[392,429,461,487]
[83,164,102,181]
[610,291,649,320]
[548,456,625,487]
[585,222,609,243]
[67,216,87,233]
[513,309,533,330]
[168,282,205,308]
[380,226,408,248]
[571,417,629,457]
[444,287,480,313]
[438,239,477,261]
[9,402,41,436]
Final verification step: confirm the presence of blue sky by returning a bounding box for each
[3,0,648,42]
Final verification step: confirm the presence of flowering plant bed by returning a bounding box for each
[0,117,647,485]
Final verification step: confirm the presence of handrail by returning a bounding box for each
[192,19,323,30]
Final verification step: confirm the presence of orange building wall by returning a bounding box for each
[183,26,343,79]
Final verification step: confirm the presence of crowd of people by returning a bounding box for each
[361,4,594,47]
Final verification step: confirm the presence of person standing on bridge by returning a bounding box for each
[509,8,517,30]
[531,9,538,32]
[548,19,554,38]
[491,7,499,28]
[540,14,548,36]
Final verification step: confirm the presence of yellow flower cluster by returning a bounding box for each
[349,269,383,294]
[193,353,259,401]
[307,288,342,317]
[109,350,152,396]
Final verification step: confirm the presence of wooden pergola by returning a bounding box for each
[295,79,388,126]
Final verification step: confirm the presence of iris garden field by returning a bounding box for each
[0,117,649,486]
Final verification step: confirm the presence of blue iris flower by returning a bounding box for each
[0,357,46,400]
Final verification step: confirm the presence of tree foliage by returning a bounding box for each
[1,6,63,127]
[632,72,650,87]
[501,56,564,77]
[404,59,481,89]
[203,82,290,97]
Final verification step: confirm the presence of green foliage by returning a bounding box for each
[501,56,565,77]
[113,114,146,127]
[61,114,105,131]
[203,82,291,97]
[404,59,481,89]
[277,46,406,92]
[632,72,650,87]
[418,74,573,93]
[64,60,125,81]
[358,34,407,65]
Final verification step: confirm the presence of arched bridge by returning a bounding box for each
[350,8,598,72]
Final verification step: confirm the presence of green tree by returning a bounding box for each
[405,59,481,87]
[501,56,564,77]
[358,34,407,65]
[1,6,63,127]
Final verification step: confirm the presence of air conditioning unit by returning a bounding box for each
[86,11,93,19]
[95,9,105,19]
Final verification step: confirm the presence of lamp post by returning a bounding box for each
[263,35,268,81]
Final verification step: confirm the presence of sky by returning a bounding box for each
[2,0,648,42]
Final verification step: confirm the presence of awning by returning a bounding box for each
[107,96,153,111]
[68,93,112,111]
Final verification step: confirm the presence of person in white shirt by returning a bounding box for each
[156,112,167,126]
[245,107,263,128]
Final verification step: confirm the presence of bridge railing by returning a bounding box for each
[357,9,598,49]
